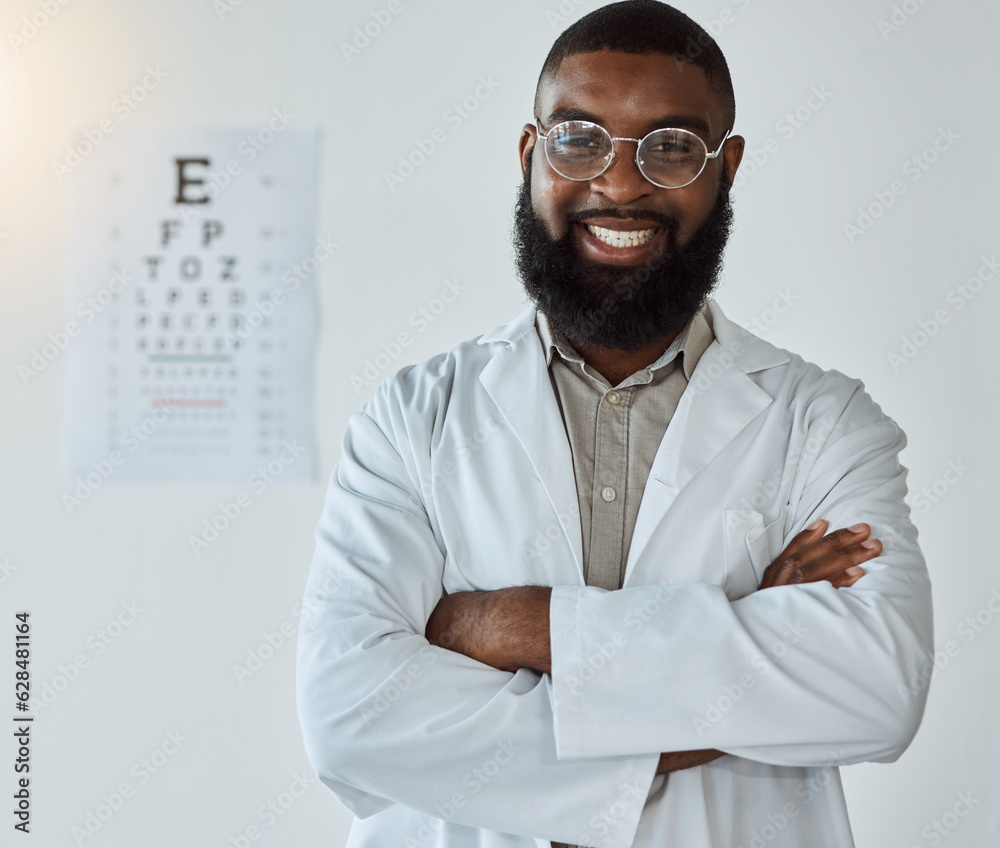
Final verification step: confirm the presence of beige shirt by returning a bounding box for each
[534,307,716,594]
[537,308,715,848]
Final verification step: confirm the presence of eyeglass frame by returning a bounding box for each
[534,119,732,189]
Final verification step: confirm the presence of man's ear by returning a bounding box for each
[518,124,537,177]
[721,133,745,188]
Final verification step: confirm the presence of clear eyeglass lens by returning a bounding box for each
[638,129,707,187]
[544,121,613,180]
[543,122,710,187]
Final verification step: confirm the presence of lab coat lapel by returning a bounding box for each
[623,302,790,587]
[478,305,585,582]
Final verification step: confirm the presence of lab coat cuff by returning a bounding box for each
[550,584,585,758]
[549,586,659,847]
[550,584,604,760]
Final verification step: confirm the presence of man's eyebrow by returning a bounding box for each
[646,114,713,135]
[542,107,604,126]
[541,107,713,137]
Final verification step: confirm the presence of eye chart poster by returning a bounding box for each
[63,125,322,485]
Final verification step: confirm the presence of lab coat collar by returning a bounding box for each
[477,299,791,585]
[477,299,789,374]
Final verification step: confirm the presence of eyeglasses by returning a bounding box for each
[535,119,732,189]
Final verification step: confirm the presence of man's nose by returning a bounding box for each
[588,140,654,204]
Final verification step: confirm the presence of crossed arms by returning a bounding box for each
[425,519,882,775]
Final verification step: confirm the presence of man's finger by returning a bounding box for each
[763,524,881,589]
[785,538,882,585]
[760,519,828,588]
[779,519,829,560]
[798,523,874,563]
[828,566,866,590]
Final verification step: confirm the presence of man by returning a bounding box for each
[296,2,933,846]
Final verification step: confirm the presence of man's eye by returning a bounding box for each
[653,138,692,154]
[553,135,604,158]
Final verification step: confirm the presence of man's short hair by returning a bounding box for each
[535,0,736,131]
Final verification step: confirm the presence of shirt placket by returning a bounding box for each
[585,385,632,592]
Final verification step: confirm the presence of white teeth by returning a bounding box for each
[585,224,657,248]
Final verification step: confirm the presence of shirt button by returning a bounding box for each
[601,486,616,503]
[605,390,621,405]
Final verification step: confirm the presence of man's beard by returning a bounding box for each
[512,156,735,352]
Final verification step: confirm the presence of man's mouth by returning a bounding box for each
[573,217,670,265]
[584,224,659,249]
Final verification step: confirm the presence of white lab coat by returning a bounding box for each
[296,299,933,848]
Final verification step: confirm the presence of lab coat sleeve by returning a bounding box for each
[296,393,658,848]
[548,384,934,767]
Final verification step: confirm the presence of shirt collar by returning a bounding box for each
[535,306,714,382]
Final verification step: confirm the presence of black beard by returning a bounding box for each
[512,156,735,352]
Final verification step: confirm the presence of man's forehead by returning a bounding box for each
[536,50,721,134]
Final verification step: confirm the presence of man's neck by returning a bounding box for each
[569,330,682,388]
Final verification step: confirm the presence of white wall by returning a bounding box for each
[1,0,997,845]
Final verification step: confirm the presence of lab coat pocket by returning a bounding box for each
[722,506,790,598]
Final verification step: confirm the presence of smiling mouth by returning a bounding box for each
[584,224,659,248]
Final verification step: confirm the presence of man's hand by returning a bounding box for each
[759,519,881,590]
